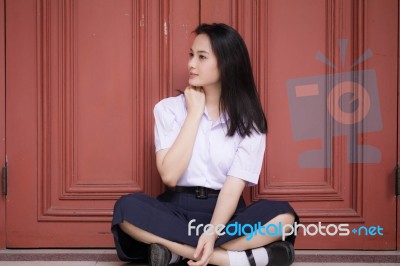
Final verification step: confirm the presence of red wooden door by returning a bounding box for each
[4,0,399,250]
[5,0,199,247]
[200,0,398,249]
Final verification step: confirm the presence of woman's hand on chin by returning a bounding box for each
[184,86,205,117]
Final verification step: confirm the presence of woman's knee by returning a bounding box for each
[277,212,295,224]
[275,213,296,233]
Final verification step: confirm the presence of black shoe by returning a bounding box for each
[264,241,295,266]
[149,243,171,266]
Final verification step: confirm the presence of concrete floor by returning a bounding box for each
[0,249,399,265]
[0,263,399,266]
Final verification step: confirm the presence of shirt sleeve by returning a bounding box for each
[227,132,266,186]
[153,98,182,152]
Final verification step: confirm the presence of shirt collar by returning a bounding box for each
[204,107,229,127]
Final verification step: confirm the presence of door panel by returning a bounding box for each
[259,0,397,249]
[201,0,397,249]
[0,0,5,249]
[397,0,400,251]
[6,0,198,247]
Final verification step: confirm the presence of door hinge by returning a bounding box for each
[1,161,7,196]
[397,164,400,196]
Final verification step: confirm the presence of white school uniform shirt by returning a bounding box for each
[154,94,266,190]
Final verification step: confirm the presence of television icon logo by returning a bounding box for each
[286,40,382,168]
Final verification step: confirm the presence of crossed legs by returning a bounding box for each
[119,212,295,266]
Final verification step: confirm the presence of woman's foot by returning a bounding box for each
[149,243,171,266]
[149,243,184,266]
[263,241,295,266]
[229,241,295,266]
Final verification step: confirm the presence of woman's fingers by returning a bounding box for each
[193,239,204,259]
[184,86,205,116]
[188,233,214,266]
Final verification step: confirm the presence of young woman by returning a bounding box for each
[112,23,299,266]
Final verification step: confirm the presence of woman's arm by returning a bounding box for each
[210,176,246,231]
[189,176,246,266]
[156,86,205,187]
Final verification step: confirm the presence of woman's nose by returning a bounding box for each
[188,57,196,70]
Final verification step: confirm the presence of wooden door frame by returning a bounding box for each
[397,0,400,251]
[0,0,6,249]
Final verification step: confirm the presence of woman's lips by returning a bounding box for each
[189,73,198,79]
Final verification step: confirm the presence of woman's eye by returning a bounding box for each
[199,55,206,60]
[189,52,194,57]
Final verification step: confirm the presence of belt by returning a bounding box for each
[168,186,220,199]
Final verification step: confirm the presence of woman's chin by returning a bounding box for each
[188,80,202,87]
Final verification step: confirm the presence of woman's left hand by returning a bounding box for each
[188,232,217,266]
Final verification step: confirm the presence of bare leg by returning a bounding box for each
[221,213,295,251]
[120,221,229,266]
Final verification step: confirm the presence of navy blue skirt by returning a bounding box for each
[111,190,299,262]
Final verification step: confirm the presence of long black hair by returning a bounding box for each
[194,23,267,137]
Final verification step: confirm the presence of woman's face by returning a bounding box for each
[188,34,220,89]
